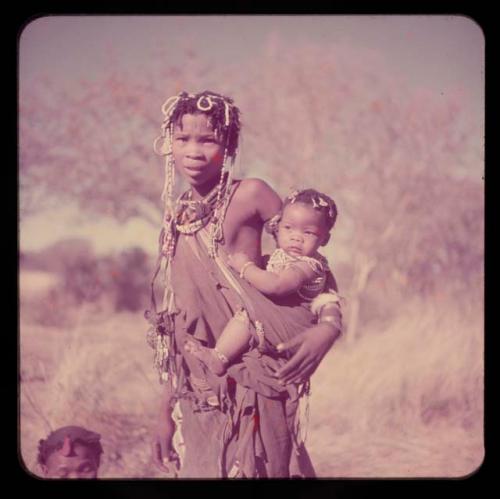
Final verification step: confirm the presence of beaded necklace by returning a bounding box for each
[174,182,222,235]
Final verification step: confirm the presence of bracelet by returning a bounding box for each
[213,347,230,365]
[318,315,342,329]
[240,261,256,280]
[318,316,343,338]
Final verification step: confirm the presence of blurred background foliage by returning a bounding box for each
[19,38,483,335]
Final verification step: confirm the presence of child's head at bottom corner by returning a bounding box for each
[37,425,103,479]
[275,188,338,258]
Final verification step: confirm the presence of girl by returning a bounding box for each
[147,90,342,477]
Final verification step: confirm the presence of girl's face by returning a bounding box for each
[277,202,329,258]
[172,113,225,195]
[42,443,99,479]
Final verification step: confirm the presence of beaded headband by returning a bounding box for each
[286,189,337,225]
[153,92,235,156]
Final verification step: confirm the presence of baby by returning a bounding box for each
[186,188,338,375]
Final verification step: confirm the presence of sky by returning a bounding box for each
[20,15,484,101]
[19,15,485,255]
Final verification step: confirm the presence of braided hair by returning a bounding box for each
[283,188,338,231]
[265,189,337,241]
[168,90,241,161]
[153,90,241,167]
[37,426,103,467]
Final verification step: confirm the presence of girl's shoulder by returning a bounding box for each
[233,178,282,219]
[235,177,277,198]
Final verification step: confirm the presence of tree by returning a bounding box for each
[19,46,216,227]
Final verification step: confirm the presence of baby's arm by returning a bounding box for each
[229,252,316,297]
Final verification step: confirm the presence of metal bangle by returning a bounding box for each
[240,261,256,280]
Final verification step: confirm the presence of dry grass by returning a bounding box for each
[20,306,166,478]
[308,295,483,477]
[19,288,483,478]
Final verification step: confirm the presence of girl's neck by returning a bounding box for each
[190,177,220,200]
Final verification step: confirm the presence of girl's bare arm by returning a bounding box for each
[275,301,342,384]
[152,383,179,473]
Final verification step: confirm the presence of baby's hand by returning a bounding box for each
[228,252,252,272]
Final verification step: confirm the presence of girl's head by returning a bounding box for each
[154,90,241,191]
[37,426,103,479]
[276,189,337,258]
[168,90,241,162]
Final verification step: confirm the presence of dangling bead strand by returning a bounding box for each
[214,149,235,241]
[161,125,177,260]
[208,149,228,257]
[209,148,236,258]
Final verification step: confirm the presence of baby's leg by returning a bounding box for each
[185,308,251,376]
[184,340,228,376]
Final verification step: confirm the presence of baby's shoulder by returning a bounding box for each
[267,248,295,269]
[298,254,327,275]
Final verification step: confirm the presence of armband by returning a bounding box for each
[240,261,257,280]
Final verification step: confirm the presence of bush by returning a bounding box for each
[111,247,151,312]
[22,242,153,316]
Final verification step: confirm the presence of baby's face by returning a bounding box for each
[43,443,99,479]
[277,202,328,258]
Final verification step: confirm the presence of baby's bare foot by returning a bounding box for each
[184,340,227,376]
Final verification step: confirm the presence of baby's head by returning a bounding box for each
[37,426,103,479]
[276,189,337,258]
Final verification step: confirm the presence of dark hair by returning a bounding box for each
[37,426,103,466]
[283,188,338,231]
[168,90,241,162]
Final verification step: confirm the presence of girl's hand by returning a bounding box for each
[228,252,253,273]
[151,413,180,475]
[274,323,341,385]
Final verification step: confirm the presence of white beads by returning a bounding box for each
[196,95,213,111]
